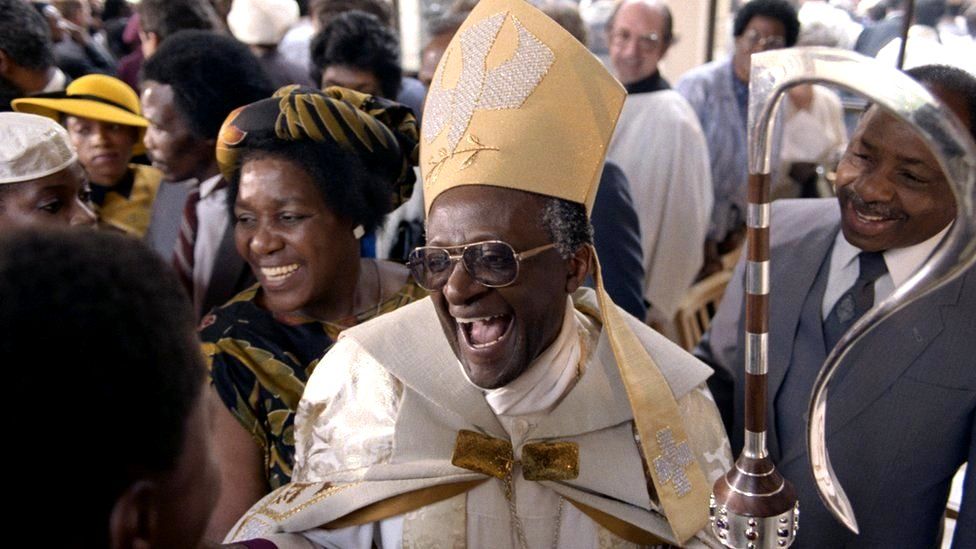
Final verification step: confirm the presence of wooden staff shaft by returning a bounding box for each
[745,172,771,455]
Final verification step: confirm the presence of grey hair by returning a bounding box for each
[540,197,593,259]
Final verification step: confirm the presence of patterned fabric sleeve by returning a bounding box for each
[203,332,272,449]
[199,300,316,488]
[201,279,424,488]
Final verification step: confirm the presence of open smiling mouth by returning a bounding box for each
[261,264,300,283]
[850,201,903,227]
[457,314,514,349]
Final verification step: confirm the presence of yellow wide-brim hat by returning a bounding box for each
[12,74,148,155]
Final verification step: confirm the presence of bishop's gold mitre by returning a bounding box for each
[419,0,626,214]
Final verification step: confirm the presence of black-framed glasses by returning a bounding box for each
[407,240,556,291]
[608,29,663,53]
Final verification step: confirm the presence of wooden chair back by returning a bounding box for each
[673,270,733,352]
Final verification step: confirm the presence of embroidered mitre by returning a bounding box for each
[419,0,624,214]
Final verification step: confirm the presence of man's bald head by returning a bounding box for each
[607,0,673,85]
[608,0,673,44]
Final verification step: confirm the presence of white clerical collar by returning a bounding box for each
[42,68,67,93]
[832,222,950,287]
[198,173,224,199]
[462,296,581,417]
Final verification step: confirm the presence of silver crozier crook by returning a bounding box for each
[709,46,976,547]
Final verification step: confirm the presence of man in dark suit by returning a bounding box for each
[141,30,273,318]
[696,64,975,547]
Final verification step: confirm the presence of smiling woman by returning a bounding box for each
[198,85,425,541]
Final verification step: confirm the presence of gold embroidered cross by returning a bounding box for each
[652,427,695,497]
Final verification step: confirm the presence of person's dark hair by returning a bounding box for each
[310,11,402,99]
[137,0,219,43]
[427,11,466,38]
[0,0,55,71]
[606,0,674,47]
[141,30,274,139]
[914,0,946,28]
[541,0,589,46]
[732,0,800,48]
[1,228,203,546]
[227,133,394,234]
[101,0,132,21]
[541,197,593,259]
[905,64,976,141]
[866,2,887,22]
[311,0,393,29]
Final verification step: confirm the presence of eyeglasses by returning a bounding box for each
[407,240,557,291]
[608,29,663,53]
[740,29,786,51]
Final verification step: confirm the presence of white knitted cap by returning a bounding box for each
[0,112,78,185]
[227,0,300,45]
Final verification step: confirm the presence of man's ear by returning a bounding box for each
[109,480,158,549]
[565,244,593,293]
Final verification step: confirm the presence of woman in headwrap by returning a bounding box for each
[12,74,161,236]
[201,86,426,539]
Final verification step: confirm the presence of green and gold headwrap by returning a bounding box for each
[216,85,419,211]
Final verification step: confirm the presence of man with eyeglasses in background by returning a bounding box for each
[604,0,714,329]
[221,0,731,546]
[677,0,799,279]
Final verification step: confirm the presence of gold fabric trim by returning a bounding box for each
[566,497,667,546]
[591,246,710,543]
[325,480,486,529]
[230,482,356,540]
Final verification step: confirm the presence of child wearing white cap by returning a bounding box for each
[0,112,96,229]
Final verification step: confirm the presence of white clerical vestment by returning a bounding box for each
[606,90,714,319]
[227,290,732,548]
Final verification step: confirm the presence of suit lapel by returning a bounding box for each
[767,222,839,458]
[823,271,965,438]
[202,220,251,316]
